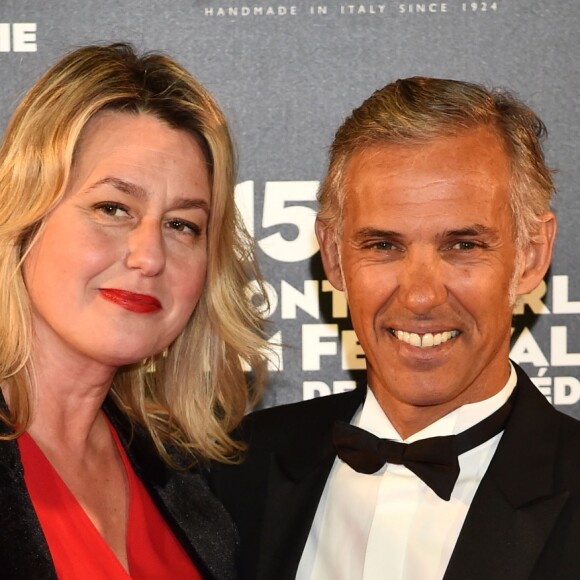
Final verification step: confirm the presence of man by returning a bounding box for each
[211,77,580,580]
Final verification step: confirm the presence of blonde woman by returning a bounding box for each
[0,43,267,579]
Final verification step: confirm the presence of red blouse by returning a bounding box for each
[18,424,202,579]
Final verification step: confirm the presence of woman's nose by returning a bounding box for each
[125,219,166,276]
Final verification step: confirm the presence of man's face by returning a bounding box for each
[318,127,554,430]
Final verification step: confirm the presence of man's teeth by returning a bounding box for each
[394,330,459,348]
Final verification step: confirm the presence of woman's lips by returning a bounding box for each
[99,288,162,313]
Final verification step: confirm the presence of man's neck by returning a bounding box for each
[371,374,512,439]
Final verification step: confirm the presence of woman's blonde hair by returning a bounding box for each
[0,43,268,464]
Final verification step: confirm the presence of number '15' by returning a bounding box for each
[235,180,320,263]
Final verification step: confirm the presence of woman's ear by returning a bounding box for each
[516,212,557,296]
[315,218,344,291]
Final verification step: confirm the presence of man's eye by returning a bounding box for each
[372,241,397,251]
[452,241,478,250]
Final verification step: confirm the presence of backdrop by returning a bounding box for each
[1,0,578,416]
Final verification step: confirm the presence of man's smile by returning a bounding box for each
[389,328,460,349]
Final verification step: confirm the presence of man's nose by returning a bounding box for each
[397,249,447,314]
[125,219,166,276]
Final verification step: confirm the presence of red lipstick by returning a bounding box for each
[99,289,162,314]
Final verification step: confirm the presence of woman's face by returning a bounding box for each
[23,112,211,371]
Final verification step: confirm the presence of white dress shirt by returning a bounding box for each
[296,366,517,580]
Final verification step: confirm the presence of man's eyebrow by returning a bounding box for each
[87,176,209,213]
[353,227,403,241]
[444,224,499,237]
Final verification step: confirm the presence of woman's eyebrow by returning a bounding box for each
[87,176,209,213]
[88,176,148,199]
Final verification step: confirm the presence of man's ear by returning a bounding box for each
[516,212,557,296]
[315,218,344,291]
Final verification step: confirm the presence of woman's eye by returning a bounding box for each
[167,219,201,236]
[94,202,129,217]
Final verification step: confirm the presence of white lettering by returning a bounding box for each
[205,6,297,16]
[553,376,580,406]
[281,280,319,319]
[341,330,366,370]
[552,275,580,314]
[551,326,580,366]
[303,381,331,399]
[0,23,36,52]
[259,181,319,263]
[509,327,549,366]
[399,3,446,12]
[303,380,357,400]
[341,4,386,14]
[302,324,338,370]
[15,23,36,52]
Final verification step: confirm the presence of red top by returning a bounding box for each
[18,423,202,580]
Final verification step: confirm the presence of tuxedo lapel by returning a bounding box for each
[255,385,366,580]
[444,367,569,580]
[256,438,336,580]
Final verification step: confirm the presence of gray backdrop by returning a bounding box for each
[1,0,579,416]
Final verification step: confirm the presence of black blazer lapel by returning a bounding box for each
[444,367,570,580]
[0,408,56,579]
[255,385,366,580]
[105,400,238,580]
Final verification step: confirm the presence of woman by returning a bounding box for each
[0,43,268,579]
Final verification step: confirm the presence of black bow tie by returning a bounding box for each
[332,388,516,501]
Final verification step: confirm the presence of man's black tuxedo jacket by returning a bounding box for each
[0,398,238,580]
[211,364,580,580]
